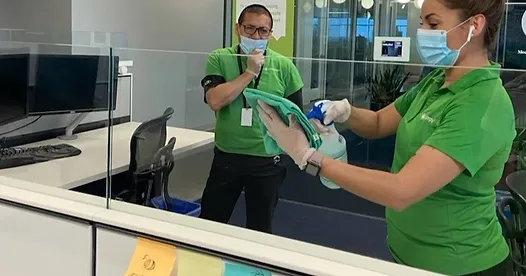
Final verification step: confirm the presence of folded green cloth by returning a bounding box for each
[243,88,322,156]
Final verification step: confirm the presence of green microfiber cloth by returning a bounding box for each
[243,88,322,156]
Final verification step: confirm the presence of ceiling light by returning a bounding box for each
[361,0,374,9]
[415,0,424,8]
[315,0,328,8]
[333,0,346,3]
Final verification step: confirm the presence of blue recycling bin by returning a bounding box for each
[151,196,201,217]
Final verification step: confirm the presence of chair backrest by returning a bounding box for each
[129,107,174,173]
[151,137,177,208]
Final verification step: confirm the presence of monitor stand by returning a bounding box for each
[58,113,89,140]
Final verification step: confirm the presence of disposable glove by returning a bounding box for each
[313,99,352,133]
[257,100,315,169]
[246,50,265,77]
[309,119,339,135]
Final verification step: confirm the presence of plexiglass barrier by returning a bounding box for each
[103,46,526,274]
[0,38,113,207]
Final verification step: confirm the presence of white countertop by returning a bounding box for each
[0,122,214,189]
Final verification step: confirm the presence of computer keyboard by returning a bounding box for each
[0,144,82,169]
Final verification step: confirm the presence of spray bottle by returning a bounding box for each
[306,100,348,189]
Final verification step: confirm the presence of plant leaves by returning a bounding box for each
[365,66,409,106]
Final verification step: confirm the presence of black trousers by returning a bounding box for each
[393,255,515,276]
[462,255,514,276]
[199,148,287,233]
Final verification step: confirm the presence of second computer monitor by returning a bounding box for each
[28,54,119,115]
[0,53,30,126]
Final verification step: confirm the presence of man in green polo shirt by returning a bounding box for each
[199,4,304,233]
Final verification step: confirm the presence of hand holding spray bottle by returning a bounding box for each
[306,100,348,189]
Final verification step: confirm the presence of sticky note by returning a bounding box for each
[224,261,271,276]
[124,237,177,276]
[176,249,223,276]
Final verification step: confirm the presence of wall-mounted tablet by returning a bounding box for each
[373,36,411,62]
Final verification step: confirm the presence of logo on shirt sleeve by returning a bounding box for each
[420,113,439,126]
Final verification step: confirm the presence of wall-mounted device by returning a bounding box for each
[373,36,411,62]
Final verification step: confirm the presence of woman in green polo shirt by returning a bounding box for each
[256,0,515,275]
[199,4,304,234]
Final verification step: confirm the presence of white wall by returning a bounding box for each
[71,0,222,130]
[0,0,72,44]
[0,0,72,55]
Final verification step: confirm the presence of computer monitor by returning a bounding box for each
[0,53,30,127]
[27,54,119,140]
[28,54,119,115]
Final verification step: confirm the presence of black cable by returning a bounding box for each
[0,116,42,137]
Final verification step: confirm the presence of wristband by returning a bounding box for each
[245,69,258,77]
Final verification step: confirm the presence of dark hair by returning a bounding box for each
[440,0,505,48]
[237,4,273,29]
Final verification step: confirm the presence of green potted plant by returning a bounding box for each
[365,66,409,111]
[513,127,526,170]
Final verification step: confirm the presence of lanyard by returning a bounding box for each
[237,46,264,108]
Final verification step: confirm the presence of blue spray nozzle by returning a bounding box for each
[306,101,334,126]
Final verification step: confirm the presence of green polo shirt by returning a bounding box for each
[387,63,516,275]
[205,46,304,157]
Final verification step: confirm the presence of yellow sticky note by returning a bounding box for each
[176,249,223,276]
[124,238,177,276]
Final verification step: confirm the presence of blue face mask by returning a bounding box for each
[239,36,268,54]
[416,19,474,67]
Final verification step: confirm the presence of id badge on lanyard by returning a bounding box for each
[237,46,264,127]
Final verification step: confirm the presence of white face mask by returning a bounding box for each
[416,17,474,67]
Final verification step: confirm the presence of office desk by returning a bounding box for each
[0,122,214,190]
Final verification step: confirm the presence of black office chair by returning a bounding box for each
[114,107,175,205]
[498,170,526,275]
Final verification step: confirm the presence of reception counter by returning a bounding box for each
[0,175,444,276]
